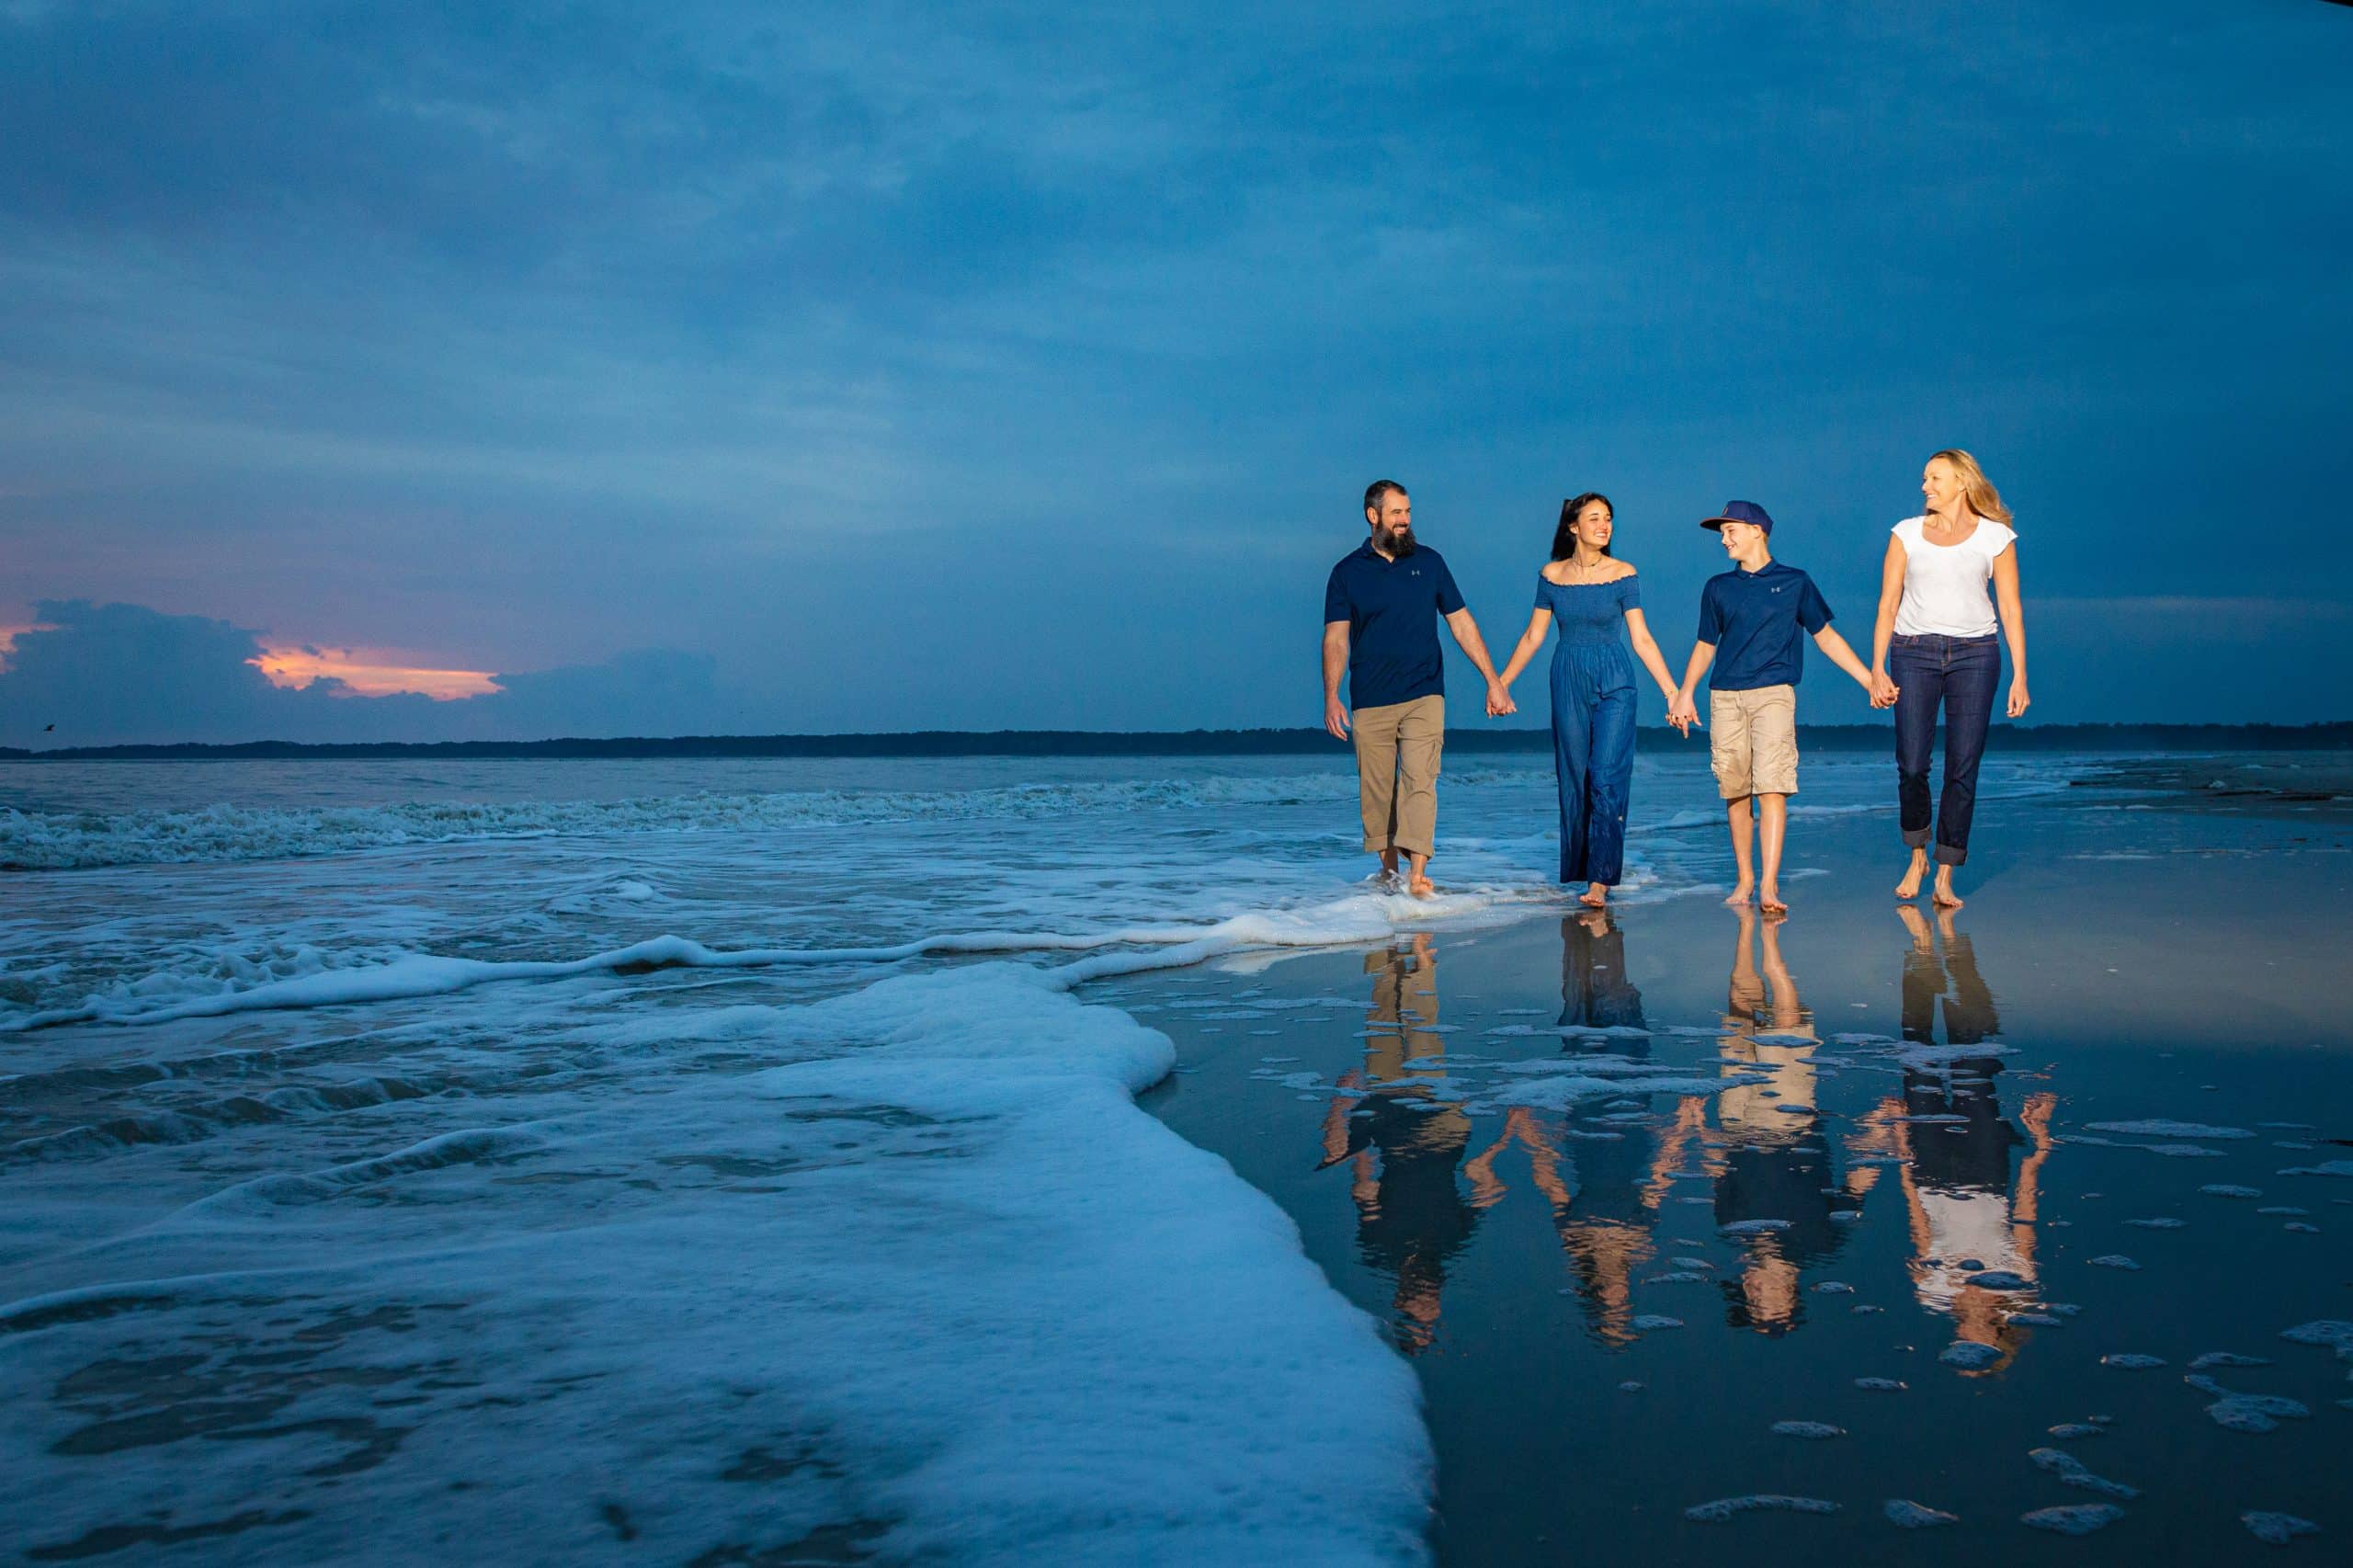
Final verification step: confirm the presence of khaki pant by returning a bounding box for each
[1353,695,1444,857]
[1710,684,1799,799]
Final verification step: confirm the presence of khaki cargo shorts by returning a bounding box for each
[1710,684,1798,799]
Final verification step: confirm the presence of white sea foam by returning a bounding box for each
[0,964,1434,1564]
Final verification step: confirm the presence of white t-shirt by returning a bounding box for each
[1893,515,2016,638]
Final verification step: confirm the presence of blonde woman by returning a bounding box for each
[1869,450,2029,907]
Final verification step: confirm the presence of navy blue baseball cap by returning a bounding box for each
[1701,500,1774,534]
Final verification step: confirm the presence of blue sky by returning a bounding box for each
[3,0,2348,744]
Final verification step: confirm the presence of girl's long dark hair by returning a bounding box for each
[1552,493,1613,562]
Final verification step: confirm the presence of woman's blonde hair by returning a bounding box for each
[1928,449,2014,526]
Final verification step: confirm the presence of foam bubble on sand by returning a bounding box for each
[1631,1315,1685,1331]
[2124,1217,2187,1230]
[1883,1500,1958,1528]
[2098,1354,2165,1369]
[1939,1343,2002,1370]
[2278,1160,2353,1177]
[1770,1421,1846,1438]
[2047,1424,2104,1439]
[2256,1206,2310,1216]
[2087,1256,2142,1270]
[2023,1505,2127,1535]
[2188,1352,2272,1369]
[2242,1512,2320,1545]
[1855,1378,1907,1391]
[1644,1272,1708,1285]
[2201,1392,2311,1433]
[2029,1449,2140,1500]
[2278,1321,2353,1349]
[1685,1495,1840,1522]
[2284,1221,2321,1233]
[2200,1185,2263,1199]
[1720,1219,1793,1235]
[1813,1281,1855,1294]
[2083,1119,2252,1139]
[1967,1270,2031,1290]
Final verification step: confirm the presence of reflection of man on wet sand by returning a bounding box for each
[1316,936,1480,1351]
[1847,906,2055,1369]
[1711,905,1846,1333]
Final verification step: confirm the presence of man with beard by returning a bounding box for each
[1324,479,1514,897]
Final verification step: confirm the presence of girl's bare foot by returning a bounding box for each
[1409,872,1437,899]
[1723,881,1754,906]
[1894,849,1927,900]
[1759,883,1787,915]
[1931,868,1963,909]
[1581,882,1608,908]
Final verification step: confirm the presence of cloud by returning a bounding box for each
[0,601,735,746]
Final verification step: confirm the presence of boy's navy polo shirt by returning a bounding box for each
[1324,541,1466,710]
[1695,560,1834,691]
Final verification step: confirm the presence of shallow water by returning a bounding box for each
[2,748,2345,1562]
[1139,778,2353,1564]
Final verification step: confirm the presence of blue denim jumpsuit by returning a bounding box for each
[1539,574,1642,886]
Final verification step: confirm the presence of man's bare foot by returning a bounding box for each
[1894,850,1927,900]
[1759,883,1787,915]
[1408,873,1437,899]
[1580,882,1608,908]
[1723,881,1754,906]
[1931,868,1963,909]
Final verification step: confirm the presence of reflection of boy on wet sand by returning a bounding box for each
[1711,905,1845,1333]
[1845,906,2056,1370]
[1315,936,1479,1352]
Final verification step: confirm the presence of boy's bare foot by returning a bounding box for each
[1408,872,1437,899]
[1758,883,1787,915]
[1931,868,1963,909]
[1894,849,1927,900]
[1723,881,1754,906]
[1580,882,1608,908]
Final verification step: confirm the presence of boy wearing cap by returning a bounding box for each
[1667,501,1882,913]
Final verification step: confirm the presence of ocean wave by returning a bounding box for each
[6,884,1543,1033]
[0,767,1544,871]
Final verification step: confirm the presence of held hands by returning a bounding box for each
[2007,677,2030,719]
[1869,669,1900,709]
[1665,689,1699,736]
[1324,694,1351,741]
[1485,678,1518,719]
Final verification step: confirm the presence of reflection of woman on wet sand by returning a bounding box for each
[1844,906,2055,1370]
[1315,936,1480,1353]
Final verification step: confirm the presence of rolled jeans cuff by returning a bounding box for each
[1935,843,1968,866]
[1903,826,1932,849]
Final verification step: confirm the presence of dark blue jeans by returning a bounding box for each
[1890,633,2000,866]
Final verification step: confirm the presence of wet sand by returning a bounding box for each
[1126,769,2352,1564]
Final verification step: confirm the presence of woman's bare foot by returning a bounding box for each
[1894,849,1927,900]
[1408,872,1437,899]
[1758,882,1787,915]
[1931,867,1963,909]
[1723,881,1754,906]
[1580,882,1609,908]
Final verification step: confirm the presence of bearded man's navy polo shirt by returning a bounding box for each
[1324,542,1466,710]
[1695,560,1834,691]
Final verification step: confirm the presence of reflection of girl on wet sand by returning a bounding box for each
[1461,913,1673,1345]
[1844,906,2056,1371]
